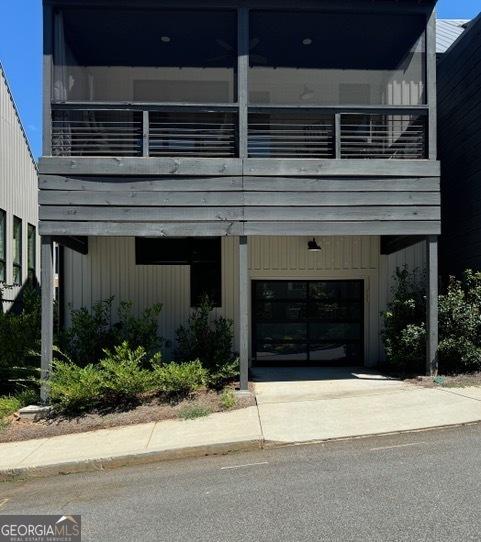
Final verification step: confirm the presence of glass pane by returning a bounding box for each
[255,301,307,322]
[309,281,362,301]
[28,225,36,274]
[249,11,425,105]
[310,343,362,362]
[55,9,237,103]
[0,262,5,283]
[309,301,362,322]
[255,281,307,300]
[310,323,362,341]
[256,342,308,362]
[256,323,307,342]
[0,210,5,262]
[13,217,21,265]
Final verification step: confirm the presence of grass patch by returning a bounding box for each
[220,388,236,410]
[178,405,211,420]
[0,389,40,431]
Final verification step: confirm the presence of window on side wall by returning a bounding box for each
[135,237,222,307]
[0,209,6,283]
[28,224,36,280]
[12,216,22,285]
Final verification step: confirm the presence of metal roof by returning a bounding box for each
[437,19,470,53]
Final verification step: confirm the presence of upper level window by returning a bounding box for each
[53,8,237,103]
[27,224,36,279]
[12,216,22,285]
[249,11,426,106]
[0,209,5,283]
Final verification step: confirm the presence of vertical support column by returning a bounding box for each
[334,113,341,159]
[43,5,53,156]
[40,236,54,402]
[426,235,438,376]
[239,235,249,391]
[237,7,249,159]
[426,8,437,160]
[142,110,150,157]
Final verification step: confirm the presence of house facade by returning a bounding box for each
[0,63,39,312]
[40,0,440,391]
[438,14,481,278]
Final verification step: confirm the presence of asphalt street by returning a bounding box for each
[1,424,481,541]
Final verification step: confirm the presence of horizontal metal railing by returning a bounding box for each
[51,103,428,160]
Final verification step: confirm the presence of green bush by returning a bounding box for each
[151,360,206,397]
[178,405,211,420]
[438,271,481,373]
[175,296,238,387]
[0,285,41,371]
[382,268,481,374]
[99,342,157,400]
[220,388,236,410]
[48,361,104,414]
[61,298,165,366]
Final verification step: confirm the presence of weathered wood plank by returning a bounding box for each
[243,177,440,192]
[39,175,440,193]
[244,221,441,236]
[38,157,243,176]
[39,221,244,237]
[39,190,440,207]
[39,157,440,178]
[426,235,439,375]
[238,235,249,390]
[244,206,440,221]
[40,236,54,401]
[40,206,244,222]
[39,175,243,191]
[243,159,441,177]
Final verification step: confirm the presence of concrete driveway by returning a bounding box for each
[252,367,481,444]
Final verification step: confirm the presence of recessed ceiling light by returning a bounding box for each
[302,38,312,46]
[161,36,171,43]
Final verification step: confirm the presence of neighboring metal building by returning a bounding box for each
[39,0,441,390]
[0,63,39,311]
[438,14,481,277]
[436,19,470,55]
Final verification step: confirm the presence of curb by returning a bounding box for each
[0,439,263,483]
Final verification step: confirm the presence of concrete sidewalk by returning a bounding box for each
[1,371,481,481]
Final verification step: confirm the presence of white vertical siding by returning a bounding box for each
[0,66,39,310]
[64,235,399,366]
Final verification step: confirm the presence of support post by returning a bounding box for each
[142,110,150,157]
[237,7,249,159]
[426,8,437,160]
[426,235,438,376]
[334,113,341,159]
[40,236,54,402]
[239,235,249,391]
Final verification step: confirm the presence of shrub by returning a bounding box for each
[220,388,236,410]
[61,298,115,367]
[61,298,165,366]
[381,268,426,373]
[99,342,157,400]
[382,268,481,374]
[48,361,104,414]
[151,360,206,397]
[0,284,41,371]
[178,405,211,420]
[175,296,238,386]
[438,271,481,373]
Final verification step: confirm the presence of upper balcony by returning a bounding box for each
[45,4,434,163]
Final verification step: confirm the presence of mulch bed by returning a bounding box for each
[0,383,256,444]
[406,372,481,389]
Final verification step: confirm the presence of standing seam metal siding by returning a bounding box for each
[438,15,481,277]
[63,236,427,365]
[0,66,39,310]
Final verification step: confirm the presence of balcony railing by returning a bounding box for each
[51,104,428,160]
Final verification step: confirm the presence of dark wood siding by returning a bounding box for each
[438,15,481,276]
[38,160,440,237]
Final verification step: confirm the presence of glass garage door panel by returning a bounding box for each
[253,280,363,365]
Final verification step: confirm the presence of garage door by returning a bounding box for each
[252,280,364,365]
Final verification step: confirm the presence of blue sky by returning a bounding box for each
[0,0,479,160]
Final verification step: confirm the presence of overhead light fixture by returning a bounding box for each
[161,36,171,43]
[308,238,321,252]
[302,38,312,45]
